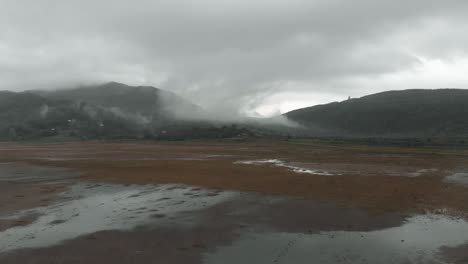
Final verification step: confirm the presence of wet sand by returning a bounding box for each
[1,140,468,263]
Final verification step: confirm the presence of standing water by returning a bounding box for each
[204,214,468,264]
[0,183,233,253]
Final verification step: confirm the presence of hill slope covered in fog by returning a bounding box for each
[32,82,201,121]
[3,85,468,141]
[0,82,255,140]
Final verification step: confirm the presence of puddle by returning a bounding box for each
[235,160,442,178]
[445,172,468,186]
[204,214,468,264]
[0,183,233,253]
[405,168,438,178]
[235,159,337,176]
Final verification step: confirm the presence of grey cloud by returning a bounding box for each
[2,0,468,115]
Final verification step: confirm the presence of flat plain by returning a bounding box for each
[1,140,468,263]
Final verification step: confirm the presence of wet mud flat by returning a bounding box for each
[1,179,468,264]
[2,141,468,263]
[0,182,233,254]
[0,163,78,232]
[3,140,468,214]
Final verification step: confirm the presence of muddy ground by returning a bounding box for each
[1,140,468,263]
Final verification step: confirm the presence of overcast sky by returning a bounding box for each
[2,0,468,116]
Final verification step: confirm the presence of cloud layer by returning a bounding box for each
[2,0,468,115]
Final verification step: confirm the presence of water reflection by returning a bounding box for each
[0,183,233,253]
[204,214,468,264]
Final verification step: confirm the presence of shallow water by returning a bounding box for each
[445,172,468,186]
[0,183,233,253]
[235,159,336,176]
[204,214,468,264]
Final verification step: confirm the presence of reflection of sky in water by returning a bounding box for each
[0,183,233,253]
[235,159,336,176]
[204,215,468,264]
[445,172,468,186]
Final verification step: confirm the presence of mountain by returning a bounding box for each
[0,91,48,124]
[32,82,201,123]
[286,89,468,138]
[0,83,256,141]
[6,84,466,141]
[0,89,144,140]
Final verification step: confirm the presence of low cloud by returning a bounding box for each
[2,0,468,115]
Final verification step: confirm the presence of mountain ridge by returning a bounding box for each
[286,88,468,137]
[2,84,468,141]
[0,82,259,140]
